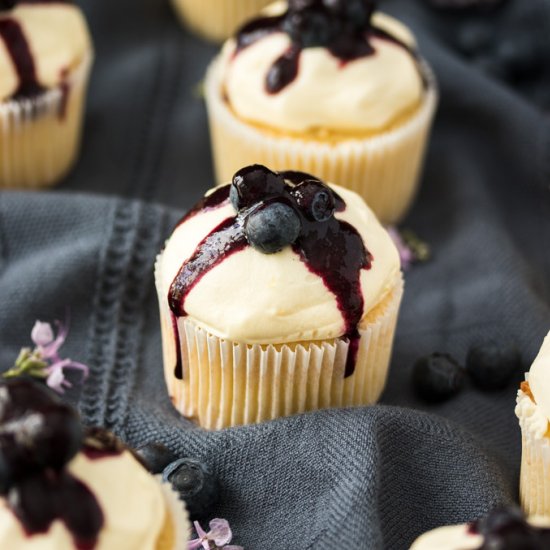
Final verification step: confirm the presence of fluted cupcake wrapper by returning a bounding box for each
[0,53,92,190]
[519,429,550,517]
[205,56,438,224]
[156,478,191,550]
[171,0,271,42]
[157,258,403,430]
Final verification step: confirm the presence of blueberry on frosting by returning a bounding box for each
[168,164,373,379]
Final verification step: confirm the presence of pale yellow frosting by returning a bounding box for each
[410,517,550,550]
[0,4,92,101]
[220,3,424,134]
[515,331,550,439]
[0,451,168,549]
[158,182,401,344]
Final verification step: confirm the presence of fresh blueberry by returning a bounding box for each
[323,0,373,26]
[412,353,465,403]
[162,458,219,520]
[245,202,301,254]
[231,165,285,211]
[466,339,521,391]
[283,10,336,48]
[292,180,335,222]
[135,442,177,474]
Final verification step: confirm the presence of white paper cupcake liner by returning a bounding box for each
[156,259,403,430]
[205,56,438,224]
[171,0,271,42]
[157,479,191,550]
[519,428,550,517]
[0,53,92,189]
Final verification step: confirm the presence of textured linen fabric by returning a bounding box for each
[1,0,550,548]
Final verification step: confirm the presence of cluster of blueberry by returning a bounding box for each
[471,507,550,548]
[0,379,83,493]
[231,165,338,255]
[0,379,104,545]
[412,339,522,402]
[136,443,219,521]
[281,0,375,48]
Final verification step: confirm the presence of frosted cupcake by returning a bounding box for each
[205,0,438,224]
[0,379,189,549]
[171,0,271,43]
[0,1,93,189]
[156,164,403,430]
[516,330,550,517]
[410,508,550,549]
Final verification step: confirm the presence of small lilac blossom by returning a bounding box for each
[4,318,88,394]
[387,226,415,270]
[188,519,243,550]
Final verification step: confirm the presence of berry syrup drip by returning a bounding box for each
[0,1,73,111]
[234,0,422,94]
[0,19,45,99]
[0,379,104,549]
[175,185,230,227]
[168,164,372,379]
[468,507,550,549]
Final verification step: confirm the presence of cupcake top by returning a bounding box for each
[218,0,425,135]
[410,508,550,550]
[0,0,91,102]
[0,379,176,549]
[158,165,400,376]
[515,331,550,439]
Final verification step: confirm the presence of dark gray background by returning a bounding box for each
[1,0,550,548]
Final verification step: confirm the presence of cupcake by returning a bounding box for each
[516,330,550,517]
[155,164,403,430]
[410,508,550,549]
[0,378,189,549]
[0,1,93,189]
[205,0,438,224]
[171,0,271,43]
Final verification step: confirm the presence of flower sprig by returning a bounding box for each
[387,226,431,270]
[3,319,88,393]
[188,519,243,550]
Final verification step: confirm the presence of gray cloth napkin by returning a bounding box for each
[1,0,550,548]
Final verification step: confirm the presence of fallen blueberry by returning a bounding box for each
[412,353,465,403]
[163,458,219,520]
[466,339,521,390]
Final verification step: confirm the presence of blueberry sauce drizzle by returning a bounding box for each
[0,380,123,549]
[168,165,372,379]
[234,0,423,94]
[468,507,550,549]
[0,1,73,111]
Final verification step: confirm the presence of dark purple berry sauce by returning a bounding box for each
[168,165,372,379]
[469,507,550,549]
[0,379,123,549]
[233,0,423,94]
[0,1,74,112]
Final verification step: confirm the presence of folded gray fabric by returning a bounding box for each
[1,0,550,548]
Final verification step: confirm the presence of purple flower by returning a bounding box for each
[387,226,415,271]
[4,318,88,394]
[188,519,243,550]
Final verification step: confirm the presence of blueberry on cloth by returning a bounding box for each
[245,202,301,254]
[135,442,177,474]
[466,339,521,390]
[162,458,219,520]
[412,353,465,403]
